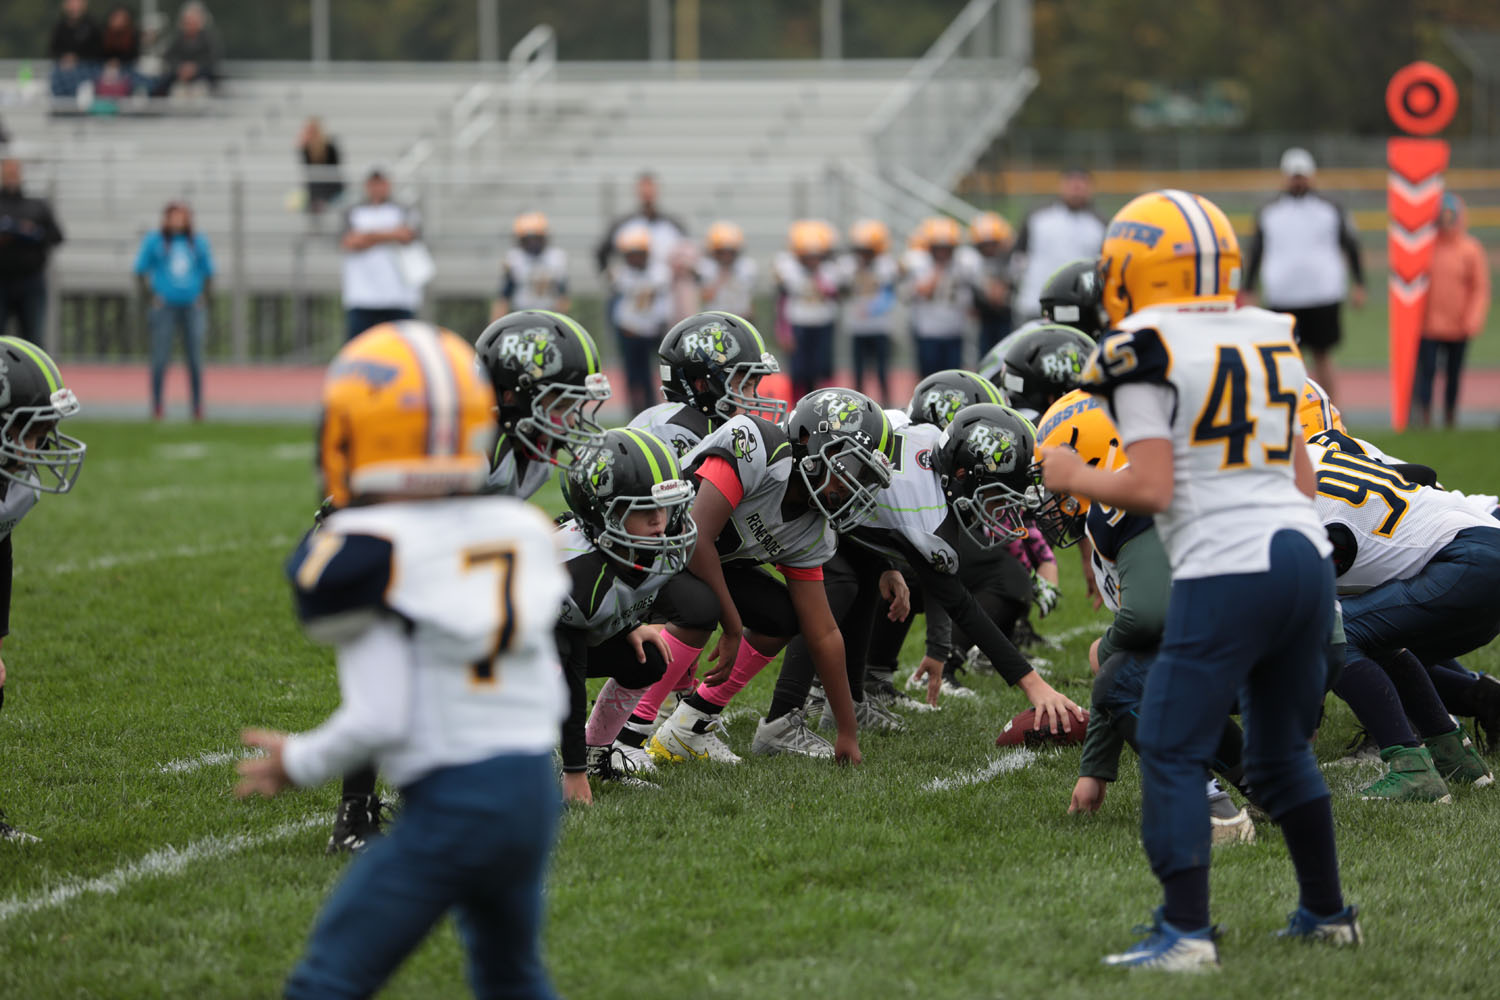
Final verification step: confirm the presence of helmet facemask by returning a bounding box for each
[515,372,612,467]
[1,388,86,494]
[951,465,1036,548]
[797,436,892,532]
[596,478,698,576]
[718,354,787,422]
[1032,485,1086,548]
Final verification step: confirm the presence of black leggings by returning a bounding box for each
[866,571,1025,670]
[850,333,891,404]
[1413,337,1469,420]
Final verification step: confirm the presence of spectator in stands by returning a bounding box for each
[607,224,671,413]
[49,0,102,99]
[594,172,687,272]
[837,219,898,404]
[1243,147,1366,402]
[0,159,65,346]
[297,117,344,217]
[906,216,972,376]
[340,168,422,342]
[97,5,141,96]
[155,2,220,96]
[1012,168,1105,319]
[962,211,1015,356]
[134,200,214,420]
[491,211,568,320]
[698,221,757,323]
[1414,193,1490,429]
[775,220,841,400]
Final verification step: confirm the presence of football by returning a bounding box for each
[995,707,1088,748]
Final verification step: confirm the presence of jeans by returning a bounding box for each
[0,272,46,345]
[913,335,963,377]
[1412,337,1470,422]
[285,752,561,1000]
[1136,530,1334,879]
[149,301,206,414]
[345,307,414,343]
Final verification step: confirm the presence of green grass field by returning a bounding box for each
[2,420,1499,998]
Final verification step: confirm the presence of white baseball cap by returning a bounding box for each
[1280,147,1316,178]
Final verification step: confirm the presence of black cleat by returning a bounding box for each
[0,807,40,843]
[326,794,386,855]
[1470,675,1500,754]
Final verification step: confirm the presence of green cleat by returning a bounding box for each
[1359,745,1453,803]
[1424,727,1494,788]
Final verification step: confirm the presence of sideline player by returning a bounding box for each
[237,321,569,998]
[1042,189,1357,969]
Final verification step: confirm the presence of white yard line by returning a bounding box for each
[924,748,1037,792]
[34,535,297,577]
[0,817,322,923]
[156,748,262,775]
[153,443,212,461]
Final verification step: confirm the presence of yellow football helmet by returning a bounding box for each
[1098,189,1241,326]
[919,216,961,248]
[513,211,548,238]
[1298,378,1346,437]
[615,224,652,254]
[789,219,835,256]
[1032,389,1126,547]
[969,211,1013,246]
[849,218,890,254]
[707,221,744,252]
[318,321,497,510]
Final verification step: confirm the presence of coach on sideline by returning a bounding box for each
[1242,147,1366,403]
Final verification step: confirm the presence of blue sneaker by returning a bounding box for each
[1276,905,1362,946]
[1103,908,1220,971]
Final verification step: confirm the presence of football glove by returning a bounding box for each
[1031,570,1060,618]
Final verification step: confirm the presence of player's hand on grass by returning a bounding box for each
[702,628,741,687]
[1069,776,1107,814]
[627,624,670,664]
[912,655,944,707]
[1017,673,1088,736]
[235,730,291,799]
[879,569,910,621]
[562,771,593,806]
[834,732,862,766]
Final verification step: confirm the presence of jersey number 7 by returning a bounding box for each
[1192,343,1299,468]
[464,545,518,685]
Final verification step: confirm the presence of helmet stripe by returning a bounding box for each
[616,427,666,484]
[393,322,458,457]
[0,337,61,394]
[1161,189,1219,296]
[973,372,1004,405]
[534,309,599,374]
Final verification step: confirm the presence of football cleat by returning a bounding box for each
[1103,909,1220,971]
[865,674,937,712]
[0,808,40,844]
[586,744,660,790]
[653,691,687,727]
[940,666,979,700]
[811,690,906,733]
[1358,745,1452,803]
[326,794,386,855]
[1423,727,1494,787]
[750,710,835,758]
[1208,783,1256,846]
[1330,731,1381,767]
[609,735,656,773]
[1469,674,1500,753]
[1276,905,1362,946]
[649,702,741,764]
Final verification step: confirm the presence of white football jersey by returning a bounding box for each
[609,260,672,336]
[697,255,758,318]
[681,415,837,569]
[1084,303,1330,579]
[287,497,568,786]
[773,252,840,327]
[846,416,956,572]
[482,433,554,501]
[1310,429,1500,520]
[836,252,900,336]
[0,475,40,542]
[501,245,569,312]
[629,402,716,461]
[1309,442,1499,593]
[555,520,675,645]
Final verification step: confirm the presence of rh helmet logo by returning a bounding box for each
[1040,346,1085,382]
[680,322,740,365]
[967,423,1019,473]
[499,327,563,380]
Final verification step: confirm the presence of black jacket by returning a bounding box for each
[0,189,65,278]
[49,14,102,62]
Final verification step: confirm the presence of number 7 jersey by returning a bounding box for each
[1082,303,1330,579]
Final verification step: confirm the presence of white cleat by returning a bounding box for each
[610,738,656,774]
[751,710,835,758]
[648,701,741,764]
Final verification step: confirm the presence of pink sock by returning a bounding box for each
[698,644,776,708]
[584,679,650,747]
[628,632,702,723]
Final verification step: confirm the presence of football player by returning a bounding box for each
[1042,189,1357,968]
[0,338,86,842]
[491,211,569,320]
[643,389,895,766]
[698,221,757,322]
[1037,259,1108,341]
[475,309,611,500]
[554,428,705,804]
[838,219,900,403]
[238,321,569,998]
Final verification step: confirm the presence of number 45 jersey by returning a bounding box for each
[286,496,569,784]
[1081,303,1329,579]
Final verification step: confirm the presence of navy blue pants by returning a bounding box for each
[617,331,662,414]
[0,271,47,345]
[913,335,963,377]
[1340,527,1500,665]
[790,323,835,400]
[285,752,560,1000]
[850,333,891,403]
[1136,530,1334,880]
[345,307,414,343]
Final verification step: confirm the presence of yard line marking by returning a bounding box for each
[0,817,323,923]
[33,535,298,577]
[156,748,262,774]
[268,443,314,461]
[924,748,1037,792]
[1043,623,1100,644]
[153,443,212,461]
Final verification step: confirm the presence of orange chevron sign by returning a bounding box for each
[1385,62,1458,431]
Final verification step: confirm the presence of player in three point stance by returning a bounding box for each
[0,338,86,843]
[1041,190,1358,970]
[553,427,708,805]
[238,322,570,999]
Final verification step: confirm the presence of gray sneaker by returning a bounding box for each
[816,696,906,732]
[865,675,938,713]
[751,710,835,758]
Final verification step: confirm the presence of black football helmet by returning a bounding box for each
[0,337,85,493]
[1038,259,1107,340]
[562,428,697,576]
[658,311,786,422]
[475,310,611,467]
[937,403,1039,547]
[786,388,895,532]
[974,317,1047,382]
[997,324,1095,418]
[907,369,1005,432]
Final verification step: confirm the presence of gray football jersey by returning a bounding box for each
[847,416,959,574]
[628,402,715,461]
[682,415,837,570]
[555,521,675,645]
[0,477,39,542]
[482,433,553,501]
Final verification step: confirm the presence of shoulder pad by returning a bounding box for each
[1306,429,1367,456]
[285,529,394,632]
[1080,327,1172,395]
[562,548,615,622]
[1084,504,1154,562]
